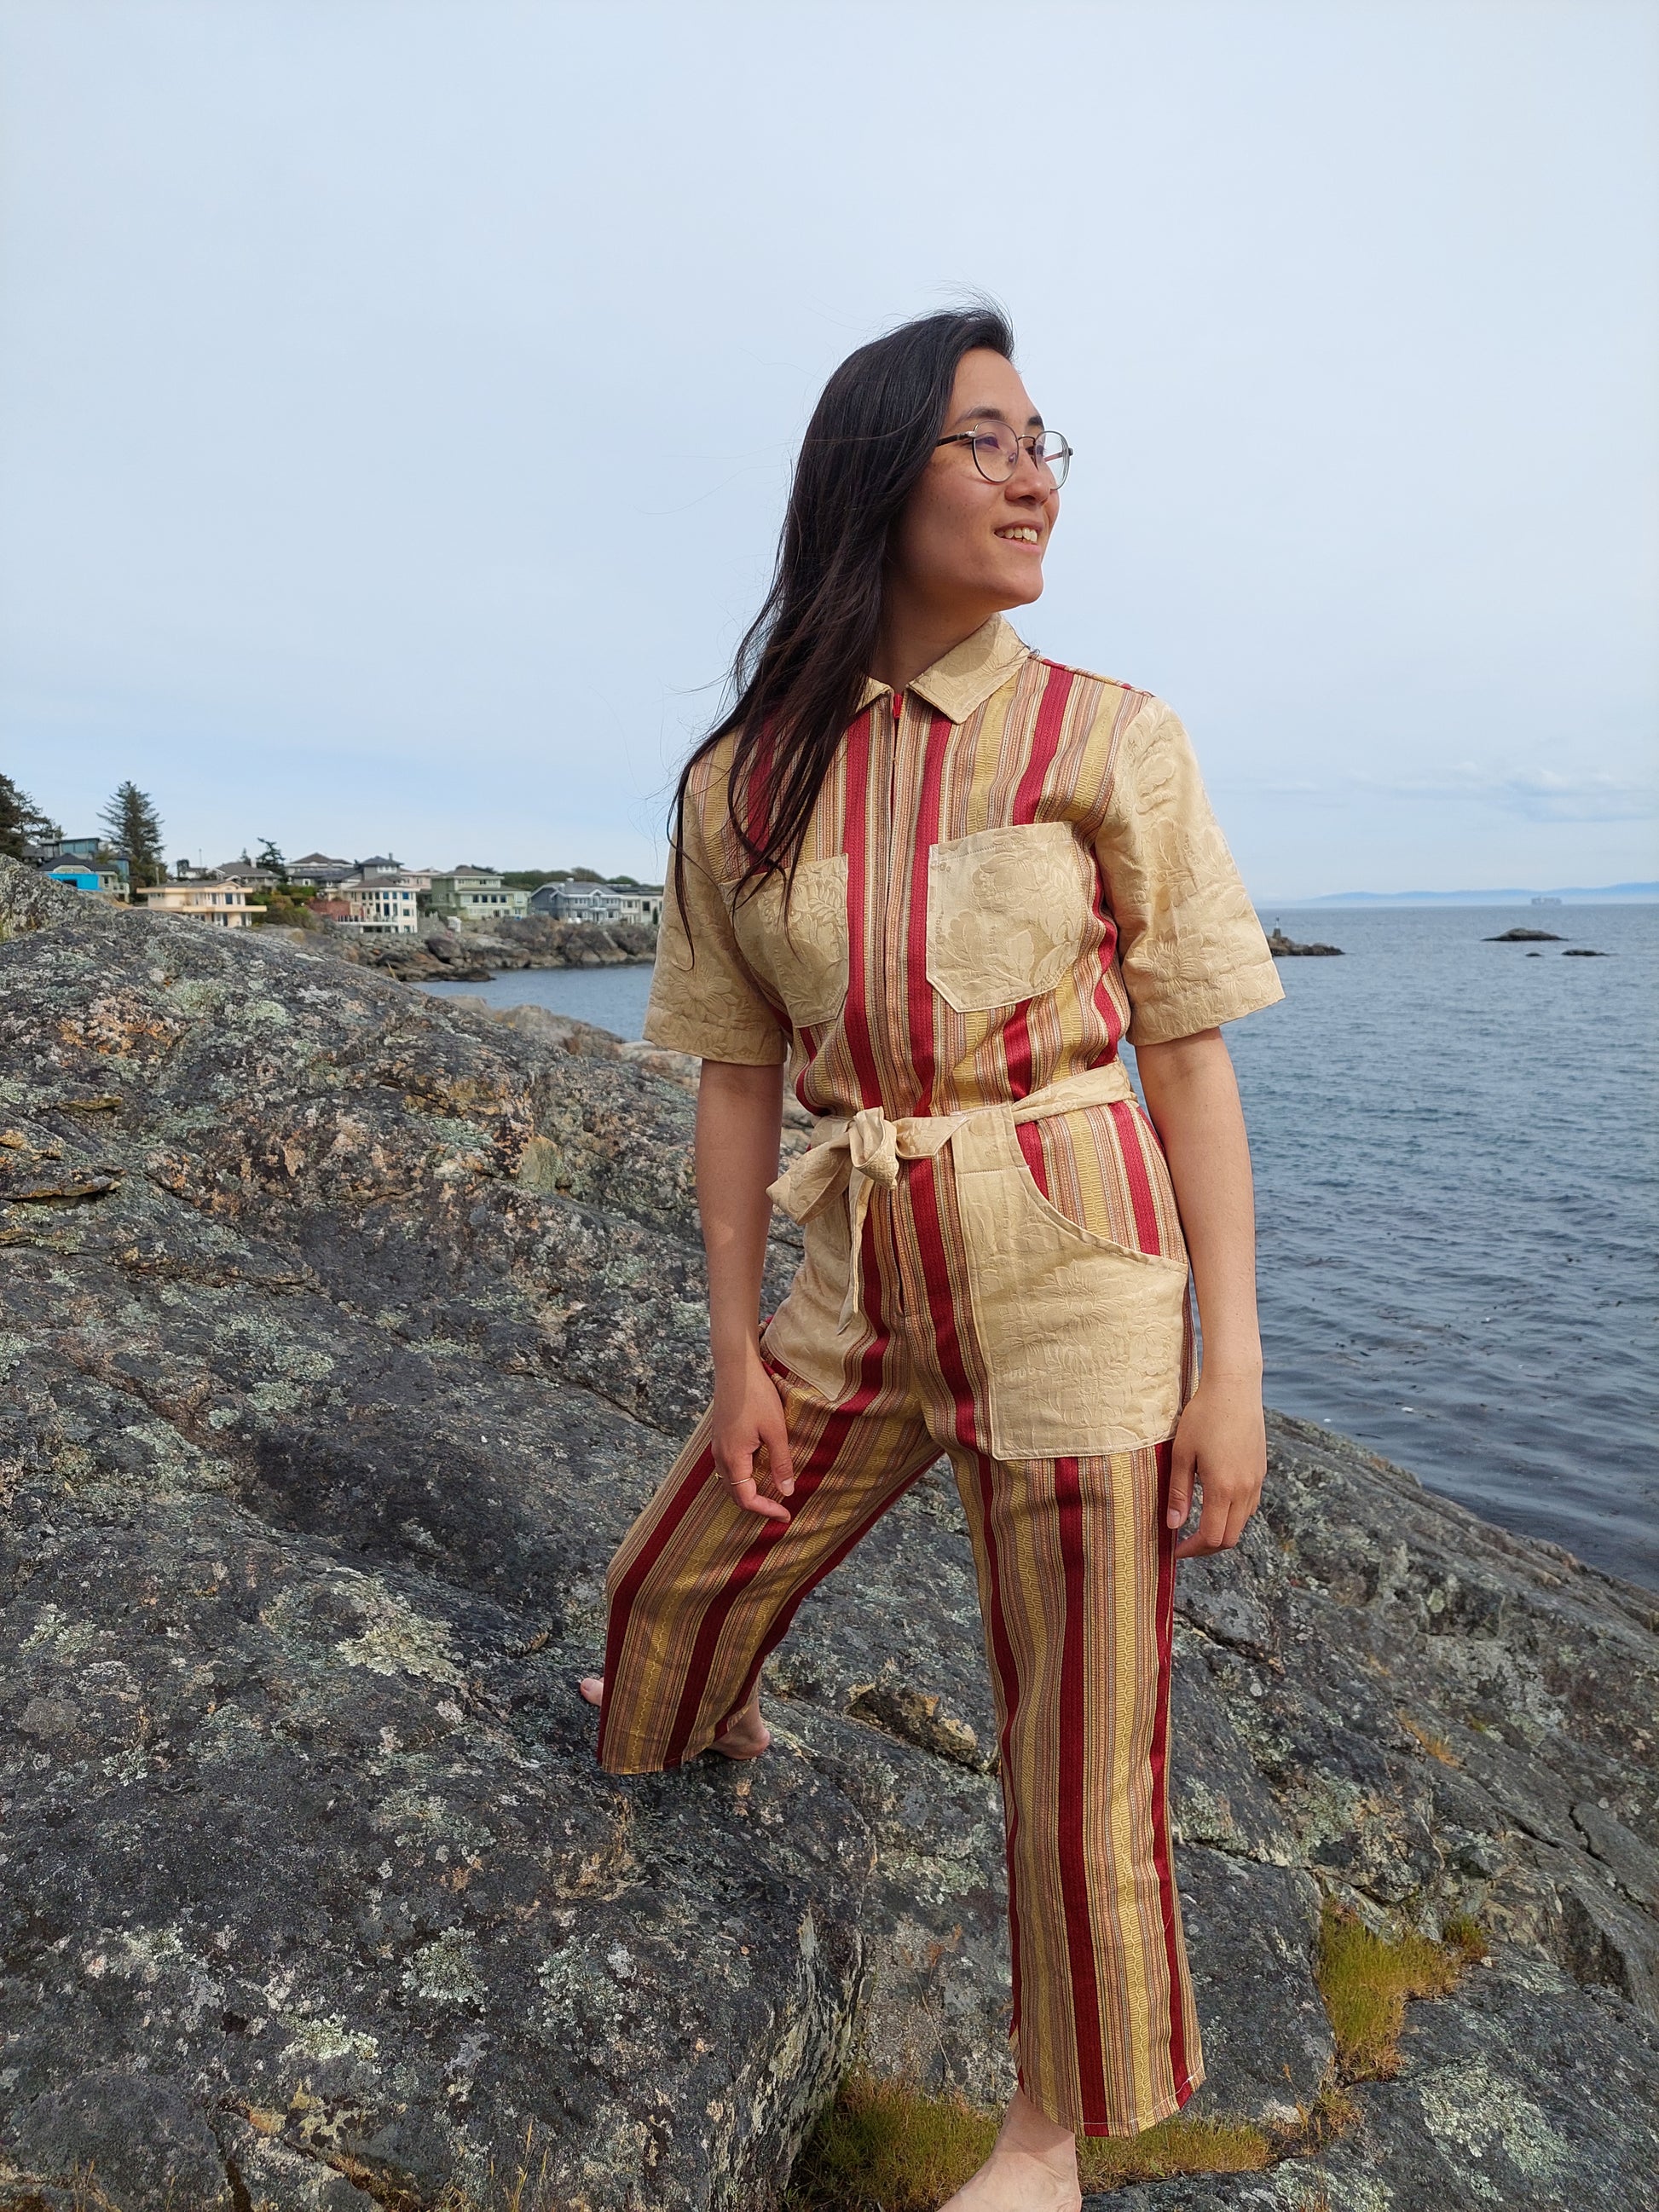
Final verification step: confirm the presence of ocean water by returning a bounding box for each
[422,904,1657,1588]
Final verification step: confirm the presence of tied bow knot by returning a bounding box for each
[763,1064,1137,1342]
[766,1105,968,1334]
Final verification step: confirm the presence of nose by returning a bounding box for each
[1008,439,1055,500]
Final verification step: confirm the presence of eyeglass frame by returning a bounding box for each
[934,422,1072,488]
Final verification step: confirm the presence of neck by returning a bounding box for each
[870,586,999,695]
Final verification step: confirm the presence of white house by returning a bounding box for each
[134,884,266,928]
[425,867,529,922]
[338,875,422,935]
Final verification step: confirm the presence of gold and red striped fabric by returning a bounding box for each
[598,617,1280,2133]
[597,1158,1203,2135]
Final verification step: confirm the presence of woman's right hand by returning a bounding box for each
[711,1348,796,1522]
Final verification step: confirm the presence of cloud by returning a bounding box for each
[1217,761,1657,823]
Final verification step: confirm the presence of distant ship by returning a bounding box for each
[1530,895,1563,907]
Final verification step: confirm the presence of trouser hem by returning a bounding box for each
[1020,2065,1205,2140]
[594,1741,693,1776]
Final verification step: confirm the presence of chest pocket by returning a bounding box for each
[730,853,850,1029]
[926,820,1093,1014]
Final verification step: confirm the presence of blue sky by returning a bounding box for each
[1,0,1654,898]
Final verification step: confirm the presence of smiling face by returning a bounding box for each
[886,348,1061,632]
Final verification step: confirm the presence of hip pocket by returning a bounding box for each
[951,1108,1189,1460]
[926,821,1092,1014]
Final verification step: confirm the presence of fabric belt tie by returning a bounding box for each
[766,1060,1136,1336]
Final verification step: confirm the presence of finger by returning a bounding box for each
[1222,1485,1260,1553]
[756,1404,795,1497]
[1177,1484,1230,1559]
[1166,1441,1196,1532]
[725,1469,790,1522]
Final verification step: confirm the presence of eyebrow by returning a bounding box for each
[946,402,1045,431]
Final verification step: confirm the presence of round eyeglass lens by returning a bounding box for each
[966,424,1072,487]
[970,425,1020,479]
[1036,430,1071,488]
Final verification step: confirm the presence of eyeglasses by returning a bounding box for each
[934,422,1072,488]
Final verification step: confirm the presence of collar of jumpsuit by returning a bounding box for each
[855,610,1033,724]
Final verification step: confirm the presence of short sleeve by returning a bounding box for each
[642,778,788,1066]
[1094,697,1284,1046]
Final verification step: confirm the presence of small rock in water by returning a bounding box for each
[1267,927,1343,957]
[1563,947,1610,957]
[1486,927,1564,942]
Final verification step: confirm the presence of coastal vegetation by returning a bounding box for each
[0,768,57,858]
[95,780,166,887]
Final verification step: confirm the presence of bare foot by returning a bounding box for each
[938,2087,1081,2212]
[576,1675,772,1759]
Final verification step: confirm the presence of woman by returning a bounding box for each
[580,304,1282,2212]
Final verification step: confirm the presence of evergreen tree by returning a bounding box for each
[255,839,287,881]
[0,771,55,860]
[98,782,165,887]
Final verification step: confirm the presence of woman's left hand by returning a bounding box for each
[1166,1373,1267,1558]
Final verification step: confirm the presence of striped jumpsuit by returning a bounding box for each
[595,615,1283,2135]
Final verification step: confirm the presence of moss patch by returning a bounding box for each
[1316,1901,1486,2080]
[780,2070,1271,2211]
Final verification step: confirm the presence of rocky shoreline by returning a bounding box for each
[262,914,659,987]
[1,856,1654,2211]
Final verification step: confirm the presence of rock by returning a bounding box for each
[1485,927,1564,941]
[1176,1852,1334,2122]
[7,2068,236,2211]
[1,855,1655,2208]
[1087,1956,1659,2211]
[1266,927,1343,956]
[1562,947,1610,956]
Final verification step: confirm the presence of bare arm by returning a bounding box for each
[695,1058,797,1522]
[1136,1027,1266,1558]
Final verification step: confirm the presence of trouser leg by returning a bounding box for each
[596,1351,937,1775]
[946,1435,1203,2136]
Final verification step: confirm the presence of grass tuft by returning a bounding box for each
[780,2069,1271,2210]
[1315,1901,1483,2080]
[1397,1712,1461,1766]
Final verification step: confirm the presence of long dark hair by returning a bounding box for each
[669,302,1015,925]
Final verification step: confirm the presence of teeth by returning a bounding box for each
[998,527,1039,542]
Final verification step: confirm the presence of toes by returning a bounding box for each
[577,1675,604,1707]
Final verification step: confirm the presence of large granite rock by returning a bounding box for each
[1,857,1655,2209]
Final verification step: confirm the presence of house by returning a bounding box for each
[133,884,265,928]
[286,852,355,889]
[337,875,422,935]
[425,867,529,922]
[38,835,121,870]
[35,836,129,887]
[208,855,280,889]
[532,881,662,926]
[46,865,127,901]
[351,854,430,887]
[612,886,664,927]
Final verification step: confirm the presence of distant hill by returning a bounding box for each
[1263,881,1658,908]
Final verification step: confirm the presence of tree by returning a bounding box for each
[0,771,56,860]
[98,783,165,887]
[255,840,287,881]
